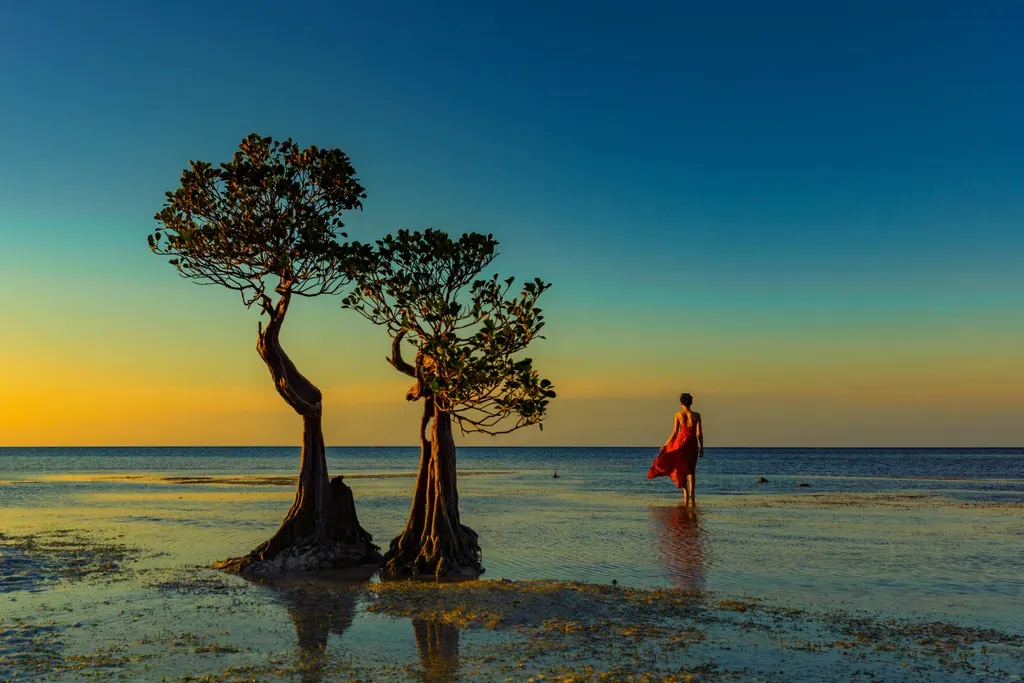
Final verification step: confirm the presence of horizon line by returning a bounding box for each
[1,445,1021,450]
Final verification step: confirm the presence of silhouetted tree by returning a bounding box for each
[343,229,555,577]
[149,133,380,573]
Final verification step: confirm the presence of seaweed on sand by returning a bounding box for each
[362,579,1024,681]
[0,529,145,589]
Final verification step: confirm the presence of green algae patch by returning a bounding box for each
[367,579,706,629]
[717,600,751,612]
[356,578,1024,681]
[143,567,250,596]
[364,580,728,680]
[0,619,156,681]
[0,529,146,586]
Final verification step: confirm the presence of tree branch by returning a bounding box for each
[386,329,416,377]
[256,292,323,417]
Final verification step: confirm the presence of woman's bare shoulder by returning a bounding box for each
[692,411,702,422]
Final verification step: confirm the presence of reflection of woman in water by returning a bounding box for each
[647,393,704,504]
[648,504,705,590]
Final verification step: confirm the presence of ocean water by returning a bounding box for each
[2,446,1022,496]
[2,447,1023,632]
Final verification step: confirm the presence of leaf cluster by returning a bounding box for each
[148,133,366,314]
[342,229,555,435]
[147,135,556,437]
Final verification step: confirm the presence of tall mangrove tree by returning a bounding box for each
[149,133,380,574]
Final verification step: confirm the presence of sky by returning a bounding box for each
[1,0,1022,446]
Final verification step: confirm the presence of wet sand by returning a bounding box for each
[1,469,1022,680]
[2,549,1021,681]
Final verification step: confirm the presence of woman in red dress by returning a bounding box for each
[647,393,704,504]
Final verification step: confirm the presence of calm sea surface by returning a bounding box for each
[2,447,1023,632]
[1,446,1022,496]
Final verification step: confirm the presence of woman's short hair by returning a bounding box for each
[680,393,693,407]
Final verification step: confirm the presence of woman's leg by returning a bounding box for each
[686,472,696,505]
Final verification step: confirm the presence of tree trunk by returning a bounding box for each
[215,293,380,574]
[380,399,483,578]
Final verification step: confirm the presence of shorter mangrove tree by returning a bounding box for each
[342,229,555,578]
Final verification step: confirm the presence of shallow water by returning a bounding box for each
[1,447,1022,680]
[2,448,1022,622]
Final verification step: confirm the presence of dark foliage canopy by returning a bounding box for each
[342,229,555,435]
[149,133,365,314]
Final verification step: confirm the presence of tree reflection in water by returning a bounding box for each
[251,577,361,683]
[251,574,463,682]
[648,504,707,590]
[412,617,461,682]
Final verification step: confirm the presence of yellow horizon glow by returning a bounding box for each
[3,352,1022,446]
[3,272,1022,447]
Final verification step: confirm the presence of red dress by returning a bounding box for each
[647,423,699,488]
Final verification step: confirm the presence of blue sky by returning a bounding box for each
[1,1,1022,445]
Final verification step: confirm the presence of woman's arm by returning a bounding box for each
[660,414,680,452]
[696,414,704,457]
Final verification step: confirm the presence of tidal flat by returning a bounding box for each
[1,448,1022,680]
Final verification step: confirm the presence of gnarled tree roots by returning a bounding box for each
[215,476,382,576]
[216,536,379,575]
[380,523,483,579]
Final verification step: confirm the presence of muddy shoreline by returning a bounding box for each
[2,473,1022,681]
[2,514,1021,681]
